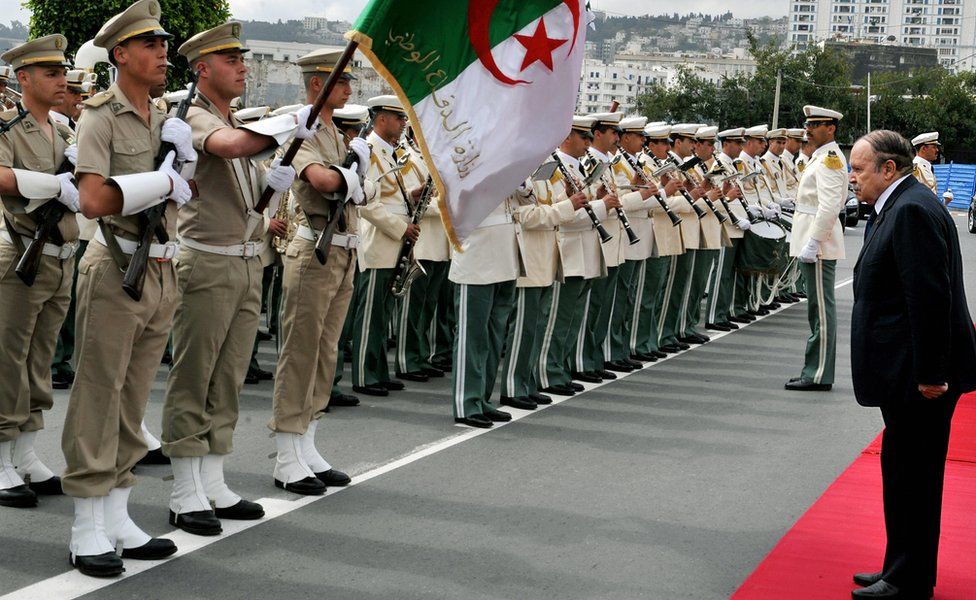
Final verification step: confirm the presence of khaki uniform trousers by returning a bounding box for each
[163,248,262,457]
[0,241,72,442]
[269,237,355,434]
[61,242,177,497]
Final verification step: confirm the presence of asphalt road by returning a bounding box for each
[1,212,973,600]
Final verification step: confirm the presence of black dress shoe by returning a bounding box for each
[330,392,360,407]
[254,367,273,380]
[721,321,739,330]
[572,371,602,384]
[274,476,326,495]
[27,475,63,496]
[161,350,172,365]
[622,358,643,369]
[395,371,428,382]
[854,572,883,587]
[421,367,445,378]
[794,292,807,299]
[659,344,680,353]
[245,367,273,384]
[784,380,832,392]
[604,360,634,373]
[482,409,512,422]
[70,551,124,577]
[530,393,552,405]
[851,580,931,599]
[256,329,272,342]
[121,537,178,559]
[314,469,351,486]
[651,350,668,359]
[431,360,452,372]
[763,302,781,310]
[353,384,388,397]
[214,498,265,520]
[705,322,730,331]
[674,342,691,351]
[500,396,537,410]
[630,352,657,362]
[541,385,575,397]
[379,380,405,391]
[677,336,702,345]
[52,370,74,390]
[570,381,586,391]
[728,315,750,324]
[455,415,492,428]
[138,448,170,466]
[596,369,617,380]
[754,308,770,316]
[169,509,222,536]
[0,484,37,508]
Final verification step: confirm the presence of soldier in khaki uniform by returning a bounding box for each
[0,35,79,509]
[786,106,848,392]
[270,48,368,496]
[162,22,304,535]
[910,131,940,194]
[351,95,418,395]
[62,0,190,576]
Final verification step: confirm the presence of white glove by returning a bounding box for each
[266,158,296,193]
[348,137,370,178]
[161,118,197,164]
[64,144,78,167]
[159,151,192,208]
[294,104,320,140]
[746,205,763,219]
[736,218,751,231]
[56,172,80,212]
[799,238,820,264]
[780,199,795,211]
[762,206,778,220]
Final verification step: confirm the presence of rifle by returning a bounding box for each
[313,114,375,265]
[0,103,28,134]
[120,70,200,301]
[550,151,612,243]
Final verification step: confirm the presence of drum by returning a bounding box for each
[736,221,789,275]
[749,219,787,240]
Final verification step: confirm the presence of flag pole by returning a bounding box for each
[253,41,360,214]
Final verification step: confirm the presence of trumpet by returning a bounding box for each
[583,152,640,245]
[615,144,680,227]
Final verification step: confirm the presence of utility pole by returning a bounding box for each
[866,71,872,133]
[772,69,782,129]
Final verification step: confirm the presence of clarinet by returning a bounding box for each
[731,159,766,224]
[584,152,639,245]
[389,174,435,297]
[551,152,612,243]
[616,144,681,227]
[666,151,727,224]
[647,153,704,219]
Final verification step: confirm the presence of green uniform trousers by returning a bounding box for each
[608,259,639,362]
[582,267,617,372]
[452,281,516,418]
[52,240,87,377]
[798,260,836,385]
[351,268,395,387]
[395,260,449,374]
[658,253,692,346]
[540,276,590,389]
[430,277,455,366]
[632,257,669,355]
[682,248,717,337]
[706,242,738,326]
[500,285,552,399]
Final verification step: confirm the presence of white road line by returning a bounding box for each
[2,274,857,600]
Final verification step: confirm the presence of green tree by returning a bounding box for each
[25,0,231,90]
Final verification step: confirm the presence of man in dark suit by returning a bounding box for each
[847,130,976,599]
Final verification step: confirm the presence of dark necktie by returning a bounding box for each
[864,209,877,238]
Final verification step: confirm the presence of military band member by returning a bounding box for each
[786,105,847,392]
[762,128,792,203]
[736,124,781,316]
[351,95,417,394]
[270,48,366,495]
[782,128,805,199]
[763,128,802,304]
[910,131,940,195]
[0,35,79,509]
[162,22,303,534]
[62,0,189,575]
[0,65,15,109]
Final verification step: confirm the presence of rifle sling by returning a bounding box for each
[96,218,130,271]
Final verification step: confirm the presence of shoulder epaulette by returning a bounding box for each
[823,150,843,170]
[83,90,115,108]
[152,97,168,113]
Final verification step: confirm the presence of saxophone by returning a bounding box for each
[390,175,435,297]
[272,188,295,254]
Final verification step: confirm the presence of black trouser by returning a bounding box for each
[879,391,959,592]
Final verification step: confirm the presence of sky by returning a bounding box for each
[0,0,787,28]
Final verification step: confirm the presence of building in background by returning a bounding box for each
[823,39,940,80]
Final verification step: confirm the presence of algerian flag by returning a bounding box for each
[348,0,588,247]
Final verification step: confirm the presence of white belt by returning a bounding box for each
[475,213,514,229]
[93,228,179,260]
[179,236,267,259]
[627,211,650,220]
[1,230,78,260]
[384,204,410,216]
[560,221,595,232]
[295,225,359,249]
[793,204,817,216]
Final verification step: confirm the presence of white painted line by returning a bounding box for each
[2,274,855,600]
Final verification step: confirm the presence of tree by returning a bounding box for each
[26,0,231,90]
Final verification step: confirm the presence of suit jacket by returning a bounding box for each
[851,176,976,407]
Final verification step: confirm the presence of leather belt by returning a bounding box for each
[179,237,267,259]
[1,230,77,260]
[93,228,179,260]
[295,225,359,249]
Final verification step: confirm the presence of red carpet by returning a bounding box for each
[732,394,976,599]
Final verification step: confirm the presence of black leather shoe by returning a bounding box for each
[604,360,634,373]
[751,307,770,316]
[530,393,552,405]
[169,509,222,536]
[706,322,730,331]
[572,371,602,383]
[784,380,833,392]
[52,370,74,390]
[728,315,751,324]
[482,409,512,422]
[851,579,931,599]
[541,385,574,397]
[721,321,739,330]
[421,367,445,378]
[395,371,428,382]
[630,352,657,362]
[70,551,124,577]
[674,342,691,351]
[27,475,63,496]
[500,396,537,410]
[161,350,172,365]
[570,381,586,391]
[622,358,644,369]
[314,469,351,486]
[274,476,326,495]
[431,360,452,372]
[659,344,680,353]
[595,369,617,380]
[214,498,265,520]
[245,366,273,384]
[763,302,781,310]
[379,380,405,391]
[121,537,178,560]
[677,336,702,345]
[455,415,492,428]
[256,329,272,342]
[853,572,884,587]
[795,292,807,299]
[138,448,171,465]
[330,392,360,407]
[0,484,37,508]
[651,350,668,359]
[353,385,388,397]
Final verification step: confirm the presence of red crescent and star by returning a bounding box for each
[467,0,581,85]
